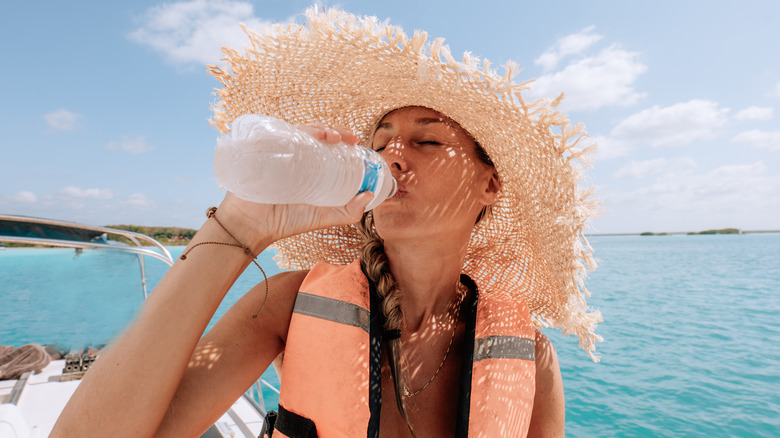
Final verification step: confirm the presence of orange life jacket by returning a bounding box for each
[269,260,536,438]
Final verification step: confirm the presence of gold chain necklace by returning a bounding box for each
[402,284,466,397]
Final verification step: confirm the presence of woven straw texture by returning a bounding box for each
[209,8,601,359]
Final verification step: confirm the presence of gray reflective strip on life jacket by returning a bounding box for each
[293,292,370,333]
[473,335,535,362]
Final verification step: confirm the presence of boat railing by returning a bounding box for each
[0,214,174,299]
[1,214,276,427]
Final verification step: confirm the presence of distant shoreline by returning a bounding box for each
[588,229,780,237]
[4,225,777,250]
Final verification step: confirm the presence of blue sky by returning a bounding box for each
[2,0,779,234]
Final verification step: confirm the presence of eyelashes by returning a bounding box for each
[372,140,442,152]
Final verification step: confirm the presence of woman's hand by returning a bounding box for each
[215,123,370,252]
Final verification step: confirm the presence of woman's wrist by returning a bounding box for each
[213,196,276,255]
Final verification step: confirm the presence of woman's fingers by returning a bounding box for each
[296,123,360,145]
[219,190,373,244]
[332,127,360,145]
[283,191,373,237]
[341,191,374,223]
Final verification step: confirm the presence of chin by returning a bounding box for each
[373,215,420,241]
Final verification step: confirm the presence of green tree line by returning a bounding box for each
[106,225,197,246]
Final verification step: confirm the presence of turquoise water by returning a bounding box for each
[0,245,283,410]
[2,234,779,436]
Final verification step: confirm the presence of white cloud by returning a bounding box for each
[772,81,780,98]
[613,158,667,179]
[527,45,647,111]
[731,129,780,151]
[609,99,729,147]
[58,186,116,200]
[10,191,38,204]
[128,0,282,66]
[735,106,774,121]
[119,193,157,209]
[612,157,697,179]
[607,162,780,224]
[591,135,631,160]
[105,136,155,154]
[44,109,81,131]
[535,26,603,71]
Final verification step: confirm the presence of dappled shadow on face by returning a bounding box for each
[371,107,496,239]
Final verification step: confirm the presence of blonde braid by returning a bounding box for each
[358,212,415,436]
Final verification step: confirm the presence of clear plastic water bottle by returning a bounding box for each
[214,114,397,211]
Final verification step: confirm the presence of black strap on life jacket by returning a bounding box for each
[260,405,318,438]
[363,260,383,438]
[455,274,478,438]
[259,409,276,438]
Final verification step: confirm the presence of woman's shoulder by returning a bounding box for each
[269,269,311,291]
[236,269,311,324]
[260,269,311,311]
[527,329,565,437]
[534,330,558,363]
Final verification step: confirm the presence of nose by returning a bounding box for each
[381,136,408,174]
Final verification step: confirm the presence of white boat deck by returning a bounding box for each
[0,359,265,437]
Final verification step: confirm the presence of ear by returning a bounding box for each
[479,170,501,205]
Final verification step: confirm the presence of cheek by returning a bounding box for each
[433,159,484,193]
[423,168,486,216]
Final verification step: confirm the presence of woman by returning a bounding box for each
[53,8,600,438]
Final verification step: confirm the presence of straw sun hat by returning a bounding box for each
[209,7,602,358]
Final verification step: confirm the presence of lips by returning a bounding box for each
[391,183,407,199]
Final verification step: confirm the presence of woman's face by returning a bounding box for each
[370,106,499,241]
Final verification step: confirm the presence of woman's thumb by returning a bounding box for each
[344,192,375,220]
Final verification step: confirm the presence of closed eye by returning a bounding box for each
[418,141,441,146]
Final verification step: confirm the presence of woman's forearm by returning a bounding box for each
[51,206,274,437]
